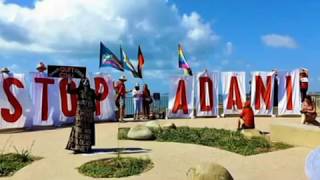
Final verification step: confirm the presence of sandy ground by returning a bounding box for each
[0,117,312,180]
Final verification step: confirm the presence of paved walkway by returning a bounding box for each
[0,117,311,180]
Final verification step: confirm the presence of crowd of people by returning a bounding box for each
[113,75,153,122]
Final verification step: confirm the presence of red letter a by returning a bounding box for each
[226,76,243,110]
[172,80,188,114]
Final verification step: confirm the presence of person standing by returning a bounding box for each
[132,83,143,121]
[300,68,309,102]
[65,77,102,153]
[143,84,152,120]
[272,69,279,107]
[114,75,128,122]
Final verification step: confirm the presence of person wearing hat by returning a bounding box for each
[36,62,47,73]
[237,101,255,130]
[114,75,128,122]
[132,83,143,121]
[300,68,309,102]
[0,67,10,74]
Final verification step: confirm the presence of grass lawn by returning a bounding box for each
[118,127,292,156]
[0,153,39,177]
[78,157,153,178]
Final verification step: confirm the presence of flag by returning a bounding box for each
[137,45,144,79]
[120,46,139,78]
[99,42,124,71]
[178,44,193,76]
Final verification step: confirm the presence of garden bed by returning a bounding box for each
[78,157,153,178]
[118,127,292,156]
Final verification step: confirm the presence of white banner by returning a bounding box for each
[30,72,59,126]
[196,71,219,117]
[91,73,116,121]
[168,76,194,118]
[221,72,246,115]
[278,69,301,115]
[0,73,32,129]
[250,71,275,115]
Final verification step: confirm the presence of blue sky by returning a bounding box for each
[1,0,320,93]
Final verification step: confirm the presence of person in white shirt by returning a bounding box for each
[132,83,143,120]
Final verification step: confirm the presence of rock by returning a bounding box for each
[161,122,177,129]
[145,121,161,129]
[187,163,233,180]
[127,125,154,140]
[241,129,263,139]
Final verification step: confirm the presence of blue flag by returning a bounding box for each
[99,42,124,71]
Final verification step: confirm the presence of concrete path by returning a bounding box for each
[0,117,312,180]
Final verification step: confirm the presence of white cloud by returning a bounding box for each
[261,34,298,48]
[0,0,224,86]
[224,41,233,56]
[0,0,219,57]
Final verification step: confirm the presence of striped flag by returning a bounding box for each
[178,44,193,76]
[137,45,144,79]
[99,42,124,71]
[120,46,139,78]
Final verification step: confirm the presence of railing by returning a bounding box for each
[125,93,169,116]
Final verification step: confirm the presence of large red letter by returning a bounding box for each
[35,78,54,121]
[94,77,109,116]
[255,76,272,110]
[59,79,77,117]
[1,78,24,123]
[286,75,293,110]
[172,80,188,114]
[226,76,243,110]
[199,77,214,111]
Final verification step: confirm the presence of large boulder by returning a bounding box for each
[187,163,233,180]
[241,129,263,139]
[127,125,154,140]
[145,121,161,129]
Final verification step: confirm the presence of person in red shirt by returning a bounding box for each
[114,75,128,122]
[300,68,309,102]
[237,101,255,130]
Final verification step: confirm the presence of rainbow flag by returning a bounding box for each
[99,42,124,71]
[178,44,193,76]
[120,46,139,78]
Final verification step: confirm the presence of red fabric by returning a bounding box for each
[59,79,77,117]
[94,77,109,116]
[226,76,243,110]
[300,82,308,90]
[116,81,126,97]
[137,46,144,78]
[199,76,214,111]
[240,107,255,128]
[172,80,188,114]
[300,72,308,90]
[254,75,272,110]
[1,78,24,123]
[286,75,293,110]
[35,78,54,121]
[143,86,150,98]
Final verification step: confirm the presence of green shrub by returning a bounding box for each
[118,126,292,156]
[78,157,153,178]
